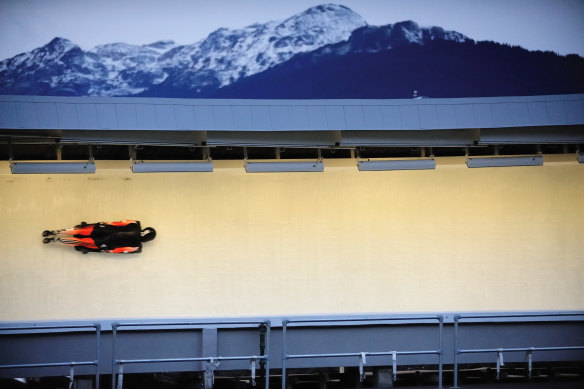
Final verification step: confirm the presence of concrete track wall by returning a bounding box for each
[0,156,583,321]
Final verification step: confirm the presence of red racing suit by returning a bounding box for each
[58,220,143,253]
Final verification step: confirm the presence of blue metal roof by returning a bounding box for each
[1,94,583,131]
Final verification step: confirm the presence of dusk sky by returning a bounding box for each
[1,0,583,60]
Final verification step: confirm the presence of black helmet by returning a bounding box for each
[141,227,156,242]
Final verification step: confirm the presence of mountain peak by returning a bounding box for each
[48,37,72,45]
[153,3,368,90]
[280,3,366,30]
[304,3,353,15]
[275,4,366,44]
[45,37,78,53]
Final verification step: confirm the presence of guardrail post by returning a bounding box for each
[250,359,257,386]
[68,365,75,389]
[358,352,366,382]
[496,350,504,380]
[204,357,219,389]
[265,321,271,389]
[116,363,124,389]
[281,320,288,389]
[111,322,119,389]
[94,323,101,389]
[438,315,443,389]
[453,314,460,388]
[391,351,397,382]
[527,348,533,379]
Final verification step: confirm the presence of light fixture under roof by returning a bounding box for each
[245,161,324,173]
[129,145,213,172]
[466,155,543,168]
[9,144,96,174]
[358,158,436,171]
[131,161,213,173]
[244,146,324,173]
[10,161,96,174]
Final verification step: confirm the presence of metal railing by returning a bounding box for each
[452,312,584,388]
[282,315,444,389]
[0,323,101,388]
[2,312,584,388]
[111,320,271,389]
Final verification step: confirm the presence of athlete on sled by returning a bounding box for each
[42,220,156,254]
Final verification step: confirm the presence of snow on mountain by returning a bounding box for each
[0,37,78,74]
[154,3,367,92]
[87,41,177,95]
[0,4,481,97]
[211,21,584,99]
[0,4,367,96]
[0,37,107,95]
[317,21,470,57]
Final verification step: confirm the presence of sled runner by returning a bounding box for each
[42,220,156,254]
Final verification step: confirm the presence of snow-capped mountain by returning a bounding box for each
[0,4,366,96]
[170,4,364,76]
[1,3,582,98]
[0,37,178,96]
[0,37,99,95]
[211,21,584,99]
[146,3,367,95]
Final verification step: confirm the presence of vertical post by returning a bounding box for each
[251,359,257,386]
[95,323,101,389]
[359,353,367,382]
[69,365,75,389]
[202,327,218,389]
[438,316,443,389]
[281,321,288,389]
[204,358,216,389]
[453,315,460,389]
[496,350,504,380]
[259,323,267,388]
[527,348,533,379]
[116,364,124,389]
[391,352,396,382]
[265,321,271,389]
[111,323,118,389]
